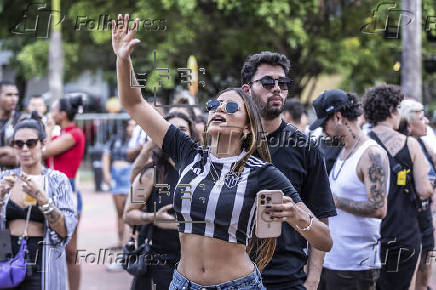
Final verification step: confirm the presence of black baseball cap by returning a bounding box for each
[309,89,349,130]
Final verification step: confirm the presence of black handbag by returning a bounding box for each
[122,225,152,276]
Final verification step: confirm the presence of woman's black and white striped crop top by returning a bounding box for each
[162,124,301,245]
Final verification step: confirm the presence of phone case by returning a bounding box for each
[255,190,283,238]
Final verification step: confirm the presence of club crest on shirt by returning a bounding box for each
[224,172,242,188]
[192,167,202,175]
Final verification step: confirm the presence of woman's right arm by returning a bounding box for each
[409,138,433,199]
[113,14,169,148]
[123,168,154,225]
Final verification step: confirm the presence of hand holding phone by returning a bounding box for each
[255,190,283,238]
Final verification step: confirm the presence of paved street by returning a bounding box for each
[76,179,132,290]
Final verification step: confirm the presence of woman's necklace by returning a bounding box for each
[209,159,224,186]
[208,155,241,188]
[331,135,362,181]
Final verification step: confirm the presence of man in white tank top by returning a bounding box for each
[310,89,390,290]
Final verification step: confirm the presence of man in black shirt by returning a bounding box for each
[241,52,336,290]
[0,81,20,169]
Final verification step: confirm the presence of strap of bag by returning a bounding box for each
[22,174,47,238]
[21,206,32,238]
[368,131,410,169]
[418,138,435,169]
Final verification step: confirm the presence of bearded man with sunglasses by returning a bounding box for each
[241,52,336,290]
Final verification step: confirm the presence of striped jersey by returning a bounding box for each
[162,124,301,245]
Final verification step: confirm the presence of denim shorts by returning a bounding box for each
[69,178,83,214]
[169,266,266,290]
[111,166,132,194]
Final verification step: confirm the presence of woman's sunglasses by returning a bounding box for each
[250,76,292,91]
[12,139,39,149]
[206,100,240,114]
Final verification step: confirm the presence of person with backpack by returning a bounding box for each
[362,84,433,290]
[398,99,436,290]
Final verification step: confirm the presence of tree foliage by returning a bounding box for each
[1,0,436,104]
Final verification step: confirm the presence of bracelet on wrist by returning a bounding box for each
[42,206,55,215]
[295,213,314,232]
[38,197,53,213]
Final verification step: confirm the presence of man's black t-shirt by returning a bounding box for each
[262,120,337,288]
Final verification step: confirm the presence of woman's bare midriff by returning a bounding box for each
[177,233,254,285]
[8,220,44,237]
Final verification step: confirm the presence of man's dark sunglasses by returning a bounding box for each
[250,76,292,90]
[12,139,39,149]
[206,100,240,114]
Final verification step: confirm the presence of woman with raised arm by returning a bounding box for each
[113,14,331,289]
[124,111,200,290]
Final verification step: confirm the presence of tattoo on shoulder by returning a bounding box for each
[367,150,387,209]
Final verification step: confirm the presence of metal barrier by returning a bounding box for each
[75,112,131,146]
[75,112,132,191]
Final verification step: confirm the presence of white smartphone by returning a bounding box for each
[255,190,283,238]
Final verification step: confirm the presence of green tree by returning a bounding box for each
[2,0,436,105]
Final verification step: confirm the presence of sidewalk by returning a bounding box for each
[76,180,133,290]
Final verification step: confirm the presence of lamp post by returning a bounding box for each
[401,0,422,101]
[48,0,64,105]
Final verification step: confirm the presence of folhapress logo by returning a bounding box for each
[10,2,65,38]
[360,1,414,39]
[10,2,167,38]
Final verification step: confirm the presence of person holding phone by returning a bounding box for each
[124,111,199,290]
[112,14,328,289]
[0,114,77,290]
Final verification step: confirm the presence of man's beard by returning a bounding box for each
[250,89,283,120]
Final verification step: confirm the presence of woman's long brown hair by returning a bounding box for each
[208,88,276,271]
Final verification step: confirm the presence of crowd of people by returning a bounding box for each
[0,13,435,290]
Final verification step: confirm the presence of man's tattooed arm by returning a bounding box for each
[334,147,389,218]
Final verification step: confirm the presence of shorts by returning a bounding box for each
[169,266,266,290]
[418,206,434,252]
[319,268,380,290]
[111,166,132,195]
[69,178,83,214]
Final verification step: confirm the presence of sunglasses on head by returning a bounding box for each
[250,76,292,91]
[12,139,39,149]
[206,99,240,114]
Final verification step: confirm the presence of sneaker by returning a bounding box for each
[105,262,123,272]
